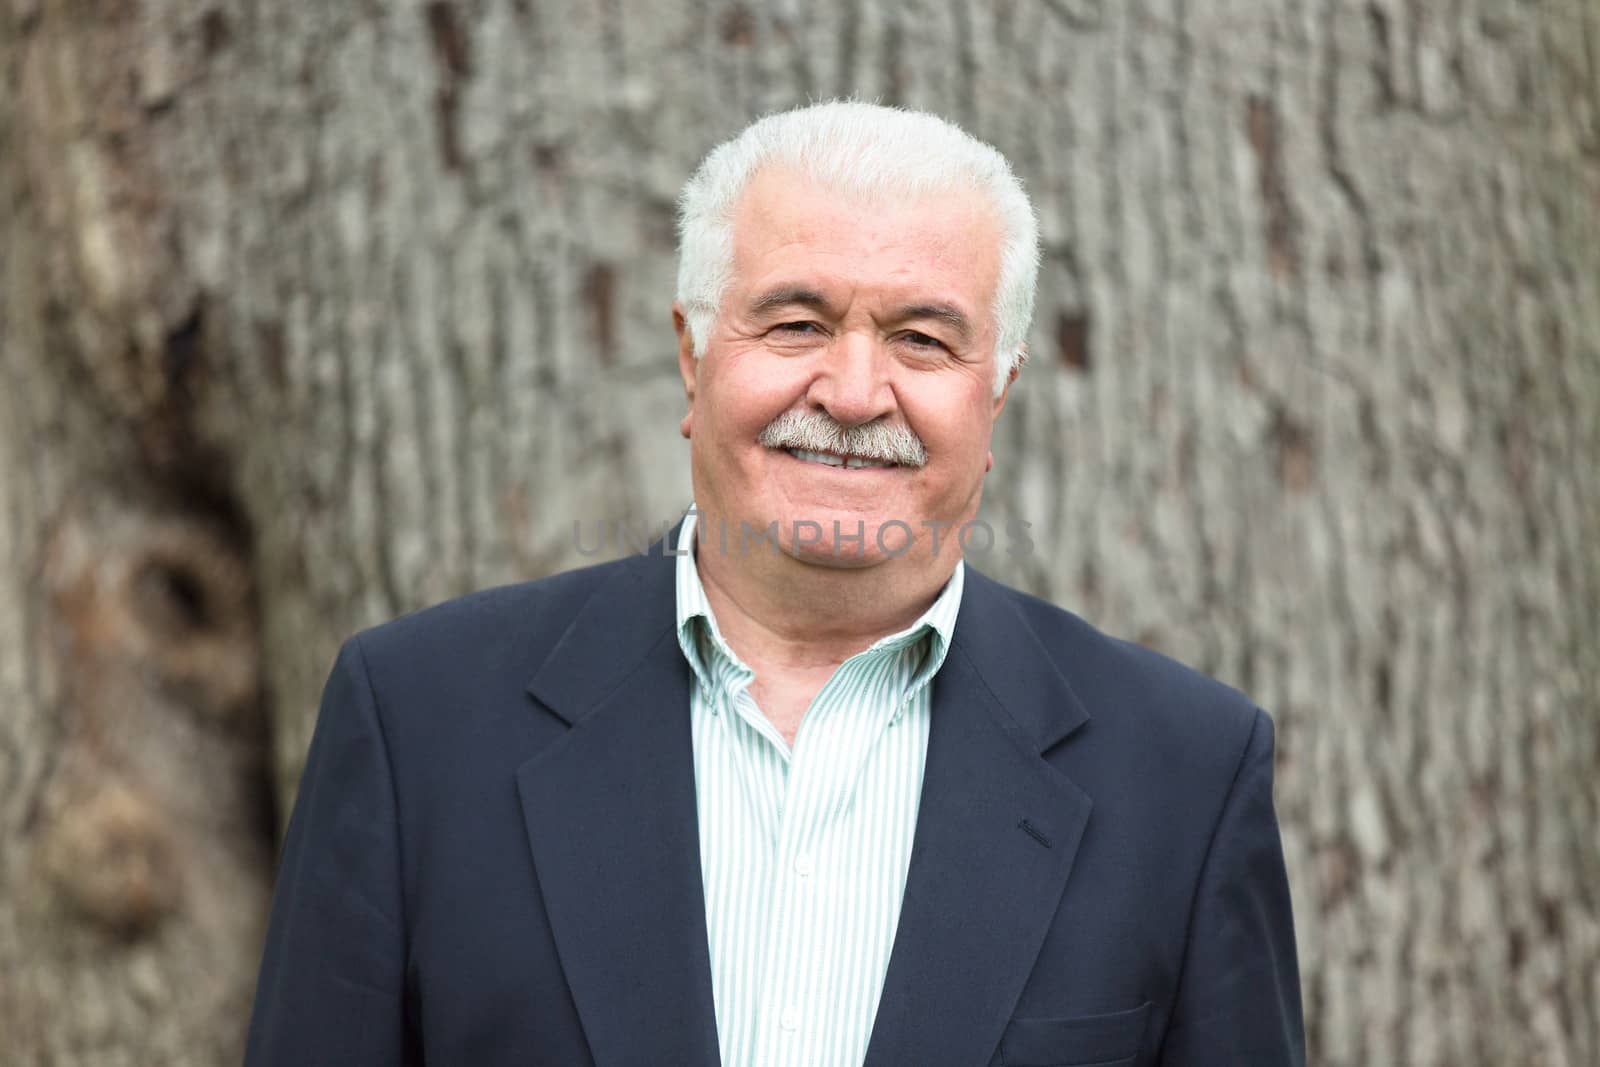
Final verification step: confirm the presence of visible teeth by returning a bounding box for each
[786,448,893,469]
[789,449,844,466]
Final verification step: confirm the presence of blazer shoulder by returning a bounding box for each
[990,577,1265,769]
[351,552,640,671]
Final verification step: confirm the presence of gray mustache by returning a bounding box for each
[756,411,929,468]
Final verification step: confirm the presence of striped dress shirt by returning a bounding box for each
[673,508,964,1067]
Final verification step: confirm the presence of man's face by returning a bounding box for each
[676,166,1015,571]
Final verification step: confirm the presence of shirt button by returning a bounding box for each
[780,1007,800,1031]
[794,853,813,877]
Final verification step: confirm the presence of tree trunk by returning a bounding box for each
[2,0,1595,1063]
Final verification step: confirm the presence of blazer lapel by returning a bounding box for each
[516,541,721,1067]
[864,566,1094,1067]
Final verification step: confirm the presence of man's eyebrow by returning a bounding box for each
[747,288,976,344]
[748,286,835,317]
[892,302,974,344]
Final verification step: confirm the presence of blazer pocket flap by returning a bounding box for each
[1000,1001,1152,1067]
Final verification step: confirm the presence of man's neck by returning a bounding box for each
[692,531,956,676]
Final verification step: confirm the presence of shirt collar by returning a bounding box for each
[672,505,964,699]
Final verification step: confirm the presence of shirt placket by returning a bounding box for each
[745,653,899,1067]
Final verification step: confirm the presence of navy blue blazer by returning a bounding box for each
[245,531,1304,1066]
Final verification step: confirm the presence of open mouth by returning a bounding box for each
[785,448,897,470]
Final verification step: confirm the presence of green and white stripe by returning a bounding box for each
[674,508,964,1067]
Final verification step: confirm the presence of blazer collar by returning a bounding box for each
[518,536,720,1066]
[863,563,1093,1067]
[944,564,1091,751]
[523,540,678,726]
[518,524,1093,1067]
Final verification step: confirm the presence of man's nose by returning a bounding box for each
[804,330,895,427]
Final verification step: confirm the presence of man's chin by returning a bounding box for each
[766,515,922,567]
[781,542,896,569]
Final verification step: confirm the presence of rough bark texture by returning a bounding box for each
[1,0,1596,1063]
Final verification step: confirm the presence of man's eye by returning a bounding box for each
[775,321,820,334]
[902,331,944,348]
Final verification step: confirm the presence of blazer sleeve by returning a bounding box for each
[1157,707,1306,1066]
[244,635,415,1066]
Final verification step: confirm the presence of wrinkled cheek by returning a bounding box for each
[696,435,766,502]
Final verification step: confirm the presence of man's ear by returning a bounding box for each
[673,303,698,438]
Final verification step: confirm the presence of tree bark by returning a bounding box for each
[1,0,1596,1063]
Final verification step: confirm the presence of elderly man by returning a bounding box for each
[245,102,1304,1067]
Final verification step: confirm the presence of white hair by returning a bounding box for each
[675,100,1040,397]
